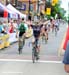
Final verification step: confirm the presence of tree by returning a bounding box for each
[45,0,66,20]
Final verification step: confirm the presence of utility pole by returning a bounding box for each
[28,0,32,20]
[37,0,39,14]
[29,0,31,15]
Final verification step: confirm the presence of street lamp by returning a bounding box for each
[45,0,46,12]
[45,0,51,11]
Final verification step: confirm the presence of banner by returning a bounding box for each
[4,10,8,18]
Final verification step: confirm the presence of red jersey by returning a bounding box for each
[9,25,14,33]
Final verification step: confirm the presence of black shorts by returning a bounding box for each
[45,28,47,31]
[19,32,25,37]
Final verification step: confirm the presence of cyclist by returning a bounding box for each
[47,20,51,32]
[31,21,43,60]
[50,18,55,32]
[54,19,59,36]
[18,18,26,54]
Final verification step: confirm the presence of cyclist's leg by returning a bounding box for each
[36,38,40,52]
[44,31,48,43]
[48,25,50,32]
[42,33,45,42]
[52,24,54,32]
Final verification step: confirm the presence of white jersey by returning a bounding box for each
[55,19,59,26]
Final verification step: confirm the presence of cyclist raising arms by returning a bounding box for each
[30,21,43,60]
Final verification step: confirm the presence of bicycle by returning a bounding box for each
[18,34,25,54]
[32,38,40,63]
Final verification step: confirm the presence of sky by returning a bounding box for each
[61,0,69,16]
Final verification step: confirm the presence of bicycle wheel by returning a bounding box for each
[32,47,36,63]
[18,38,23,54]
[35,50,39,61]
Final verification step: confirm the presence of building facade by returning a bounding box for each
[18,0,46,15]
[18,0,37,15]
[0,0,46,15]
[0,0,6,5]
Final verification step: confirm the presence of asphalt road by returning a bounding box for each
[0,23,68,75]
[0,23,67,61]
[0,61,67,75]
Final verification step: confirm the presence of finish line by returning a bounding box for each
[0,59,62,64]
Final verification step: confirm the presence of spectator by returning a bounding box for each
[0,21,4,33]
[63,20,69,73]
[9,22,14,33]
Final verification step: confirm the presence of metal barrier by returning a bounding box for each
[0,34,10,49]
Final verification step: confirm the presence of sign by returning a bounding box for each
[22,4,26,10]
[46,8,51,15]
[55,0,58,4]
[52,2,55,6]
[30,4,33,11]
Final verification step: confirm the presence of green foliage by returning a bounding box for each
[45,0,66,20]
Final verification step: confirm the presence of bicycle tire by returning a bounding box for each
[32,48,36,63]
[18,49,22,54]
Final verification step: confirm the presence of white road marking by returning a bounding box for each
[2,72,23,74]
[0,59,62,64]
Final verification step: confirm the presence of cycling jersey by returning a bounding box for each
[31,25,43,38]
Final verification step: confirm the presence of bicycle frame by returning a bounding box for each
[18,35,25,54]
[32,39,39,63]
